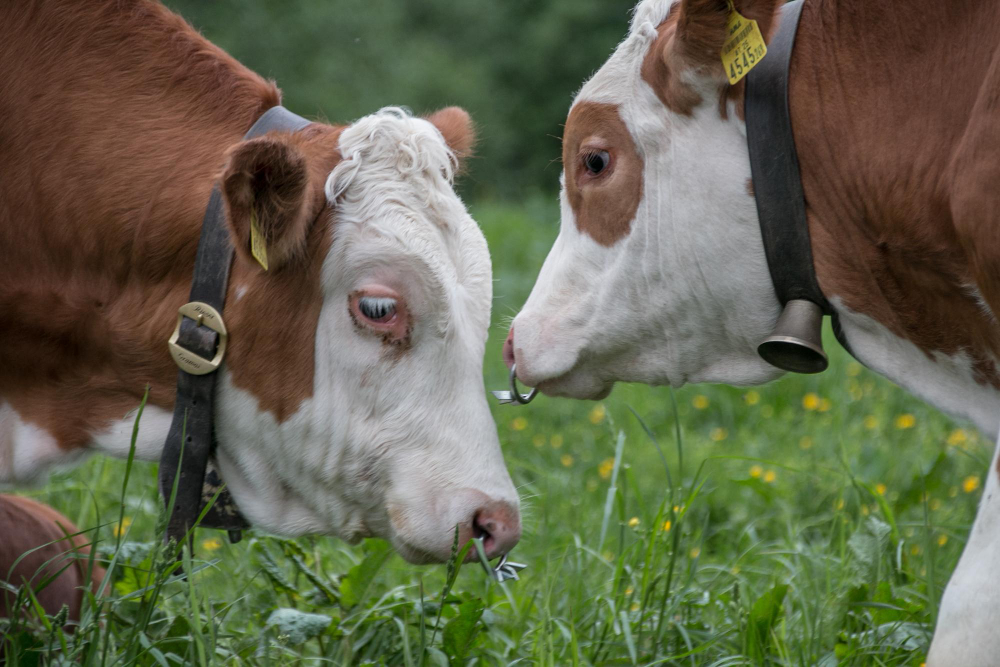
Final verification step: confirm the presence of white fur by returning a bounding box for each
[928,427,1000,666]
[834,298,1000,436]
[89,405,175,461]
[513,0,781,397]
[0,402,84,484]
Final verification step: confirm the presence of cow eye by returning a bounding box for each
[583,150,610,176]
[358,296,396,322]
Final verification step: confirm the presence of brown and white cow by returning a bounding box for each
[0,0,519,565]
[505,0,1000,661]
[1,495,105,627]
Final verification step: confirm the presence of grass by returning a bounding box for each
[3,197,991,665]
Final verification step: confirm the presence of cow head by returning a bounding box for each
[506,0,785,398]
[213,107,519,563]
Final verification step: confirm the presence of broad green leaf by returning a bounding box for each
[340,540,391,609]
[442,597,485,665]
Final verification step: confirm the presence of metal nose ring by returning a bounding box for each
[490,363,538,405]
[509,363,537,404]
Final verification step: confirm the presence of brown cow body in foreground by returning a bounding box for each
[507,0,1000,662]
[1,495,104,625]
[0,0,520,564]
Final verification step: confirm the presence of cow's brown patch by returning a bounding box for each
[642,0,781,118]
[0,0,342,446]
[563,102,644,246]
[1,495,105,623]
[787,0,1000,387]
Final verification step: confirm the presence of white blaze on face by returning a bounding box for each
[510,0,783,398]
[214,108,519,562]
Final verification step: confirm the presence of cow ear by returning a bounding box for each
[221,136,313,271]
[668,0,781,77]
[426,107,476,167]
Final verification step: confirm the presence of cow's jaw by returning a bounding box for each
[512,10,782,397]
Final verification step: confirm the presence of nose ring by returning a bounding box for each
[490,363,538,405]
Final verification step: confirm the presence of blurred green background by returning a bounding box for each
[166,0,635,200]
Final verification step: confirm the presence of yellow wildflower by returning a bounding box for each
[550,434,564,448]
[627,516,639,528]
[709,427,728,442]
[114,517,132,538]
[692,395,709,410]
[630,603,640,612]
[532,434,545,448]
[963,475,980,493]
[875,483,887,496]
[201,537,223,552]
[836,498,845,510]
[937,534,948,547]
[689,547,701,559]
[763,470,776,483]
[744,390,760,405]
[602,551,615,562]
[947,429,968,447]
[895,414,916,429]
[560,454,574,467]
[749,464,763,478]
[910,544,922,556]
[799,436,813,450]
[662,520,672,532]
[861,505,870,516]
[846,362,862,377]
[863,415,879,430]
[625,586,634,595]
[598,457,615,480]
[589,404,606,424]
[511,417,528,431]
[802,393,820,410]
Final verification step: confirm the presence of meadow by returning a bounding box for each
[3,198,990,666]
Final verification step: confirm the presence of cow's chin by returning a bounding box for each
[537,372,614,400]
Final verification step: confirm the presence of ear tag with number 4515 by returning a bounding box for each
[720,1,767,85]
[249,210,269,271]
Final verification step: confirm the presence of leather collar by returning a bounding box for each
[159,106,311,547]
[744,0,855,367]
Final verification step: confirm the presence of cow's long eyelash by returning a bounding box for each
[358,296,396,321]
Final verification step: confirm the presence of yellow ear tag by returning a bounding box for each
[720,1,767,85]
[249,211,269,271]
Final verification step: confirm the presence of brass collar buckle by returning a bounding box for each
[167,301,228,375]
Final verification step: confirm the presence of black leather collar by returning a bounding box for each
[744,0,855,365]
[159,106,311,547]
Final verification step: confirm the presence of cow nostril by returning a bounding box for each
[473,513,495,550]
[503,327,515,369]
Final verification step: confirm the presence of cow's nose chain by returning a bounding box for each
[490,363,538,405]
[473,538,528,583]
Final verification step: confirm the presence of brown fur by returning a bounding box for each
[562,103,644,246]
[0,0,474,450]
[787,0,1000,387]
[640,0,1000,388]
[0,495,105,624]
[642,0,781,117]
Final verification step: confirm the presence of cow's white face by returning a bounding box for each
[213,108,519,563]
[509,0,785,398]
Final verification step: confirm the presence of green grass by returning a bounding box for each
[4,198,990,665]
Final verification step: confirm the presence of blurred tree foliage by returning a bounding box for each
[164,0,636,200]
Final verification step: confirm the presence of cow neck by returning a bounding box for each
[743,0,855,370]
[159,105,311,548]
